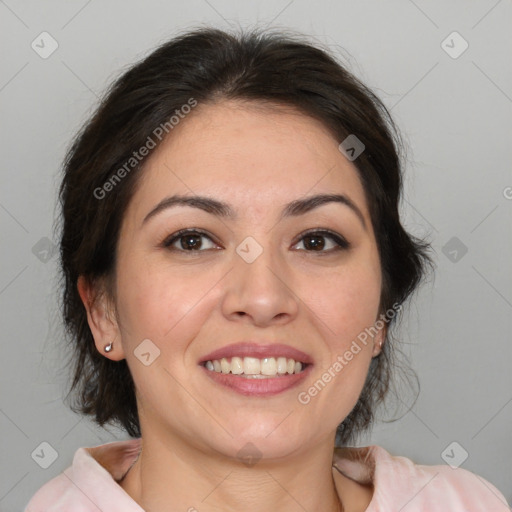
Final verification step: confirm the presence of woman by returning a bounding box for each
[25,28,509,511]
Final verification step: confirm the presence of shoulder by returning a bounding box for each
[24,451,95,511]
[333,445,510,511]
[24,439,143,511]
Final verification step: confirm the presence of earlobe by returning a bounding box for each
[77,275,125,360]
[372,327,386,358]
[372,340,383,357]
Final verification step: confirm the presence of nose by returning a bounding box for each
[220,242,299,327]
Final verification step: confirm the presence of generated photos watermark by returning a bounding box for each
[297,302,402,405]
[94,97,198,200]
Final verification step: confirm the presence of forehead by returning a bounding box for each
[127,100,369,222]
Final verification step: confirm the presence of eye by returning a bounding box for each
[162,229,220,252]
[292,229,350,253]
[161,228,349,254]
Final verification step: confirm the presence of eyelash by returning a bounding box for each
[161,228,350,254]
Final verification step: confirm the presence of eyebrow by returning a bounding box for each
[142,193,367,230]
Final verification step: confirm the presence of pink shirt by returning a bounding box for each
[25,438,510,511]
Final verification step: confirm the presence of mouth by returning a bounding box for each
[198,342,313,396]
[201,356,310,378]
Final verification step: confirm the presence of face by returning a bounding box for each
[84,100,385,460]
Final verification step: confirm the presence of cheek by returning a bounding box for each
[114,255,221,347]
[298,264,380,421]
[307,260,382,349]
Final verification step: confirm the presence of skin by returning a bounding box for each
[78,100,385,512]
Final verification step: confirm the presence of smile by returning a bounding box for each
[198,342,313,396]
[203,356,307,378]
[200,358,312,396]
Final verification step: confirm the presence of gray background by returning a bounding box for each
[1,0,511,510]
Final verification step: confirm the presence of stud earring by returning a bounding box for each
[104,341,114,353]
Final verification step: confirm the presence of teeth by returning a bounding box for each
[261,357,277,376]
[277,357,287,374]
[204,356,306,377]
[220,358,230,374]
[244,356,260,375]
[231,356,243,375]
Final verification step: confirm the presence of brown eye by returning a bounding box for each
[293,230,349,252]
[179,233,203,250]
[163,229,219,252]
[302,234,326,251]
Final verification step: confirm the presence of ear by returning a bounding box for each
[371,323,387,358]
[77,275,125,361]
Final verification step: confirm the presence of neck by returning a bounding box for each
[120,432,344,512]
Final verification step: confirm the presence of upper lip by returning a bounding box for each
[199,342,314,365]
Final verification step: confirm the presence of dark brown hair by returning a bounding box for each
[59,27,432,445]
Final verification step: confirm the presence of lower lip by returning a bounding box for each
[200,365,312,397]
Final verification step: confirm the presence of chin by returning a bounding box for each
[215,420,313,462]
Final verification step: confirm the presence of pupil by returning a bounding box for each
[182,234,201,250]
[304,235,324,251]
